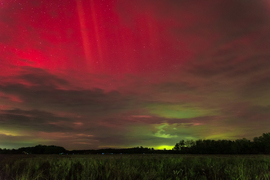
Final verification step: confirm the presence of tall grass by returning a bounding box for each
[0,154,270,180]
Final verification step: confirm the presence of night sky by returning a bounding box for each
[1,0,270,150]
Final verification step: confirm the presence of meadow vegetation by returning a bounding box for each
[0,154,270,180]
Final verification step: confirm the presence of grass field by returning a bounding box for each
[0,154,270,180]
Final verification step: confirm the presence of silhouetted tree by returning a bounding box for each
[185,140,195,148]
[172,133,270,154]
[173,143,180,151]
[179,140,185,150]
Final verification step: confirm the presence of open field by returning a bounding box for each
[0,154,270,180]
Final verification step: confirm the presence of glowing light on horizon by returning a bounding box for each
[155,145,174,150]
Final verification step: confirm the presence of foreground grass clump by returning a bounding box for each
[0,154,270,180]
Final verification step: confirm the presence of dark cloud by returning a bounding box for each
[186,54,270,79]
[18,67,69,88]
[235,105,270,120]
[0,67,138,117]
[0,108,74,132]
[0,84,135,116]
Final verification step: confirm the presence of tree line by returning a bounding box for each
[173,132,270,154]
[0,145,156,154]
[1,132,270,154]
[0,145,66,154]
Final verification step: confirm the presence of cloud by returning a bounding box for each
[226,104,270,123]
[185,54,270,79]
[240,73,270,98]
[0,108,74,132]
[18,67,69,88]
[0,67,138,117]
